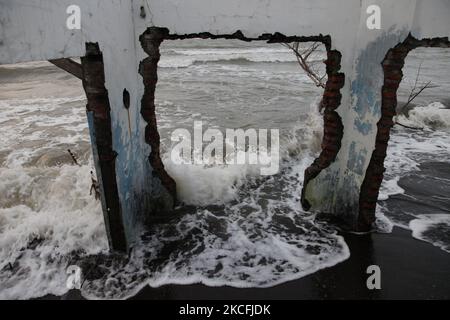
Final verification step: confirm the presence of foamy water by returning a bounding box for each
[0,41,449,299]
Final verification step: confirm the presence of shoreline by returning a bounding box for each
[47,226,449,300]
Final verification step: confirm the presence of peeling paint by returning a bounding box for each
[347,142,367,175]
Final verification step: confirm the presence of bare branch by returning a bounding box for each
[395,121,424,130]
[283,42,326,89]
[400,60,437,113]
[396,60,437,130]
[402,80,433,111]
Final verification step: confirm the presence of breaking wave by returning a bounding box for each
[0,94,351,299]
[396,102,450,131]
[1,41,449,299]
[409,214,450,253]
[379,101,450,252]
[159,47,324,68]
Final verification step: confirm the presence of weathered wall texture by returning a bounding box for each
[1,0,450,248]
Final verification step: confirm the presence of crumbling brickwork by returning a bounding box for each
[301,47,345,210]
[142,27,345,214]
[139,28,177,202]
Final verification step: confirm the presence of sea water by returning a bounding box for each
[0,41,449,299]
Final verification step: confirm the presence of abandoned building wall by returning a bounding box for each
[133,0,364,230]
[304,0,420,230]
[0,0,176,250]
[1,0,450,247]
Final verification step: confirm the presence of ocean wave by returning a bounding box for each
[1,51,448,299]
[159,48,324,68]
[380,102,450,201]
[0,164,107,299]
[378,102,450,251]
[396,102,450,130]
[0,61,54,70]
[79,151,349,299]
[410,214,450,253]
[81,202,349,299]
[159,56,298,68]
[163,100,323,206]
[0,97,350,299]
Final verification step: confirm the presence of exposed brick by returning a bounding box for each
[139,27,177,205]
[301,48,345,210]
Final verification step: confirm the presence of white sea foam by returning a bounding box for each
[80,155,350,299]
[0,164,107,299]
[378,176,405,201]
[0,95,107,299]
[396,102,450,131]
[380,102,450,201]
[374,207,394,233]
[378,102,450,247]
[1,45,448,299]
[409,214,450,253]
[164,156,262,206]
[0,92,351,299]
[163,101,323,206]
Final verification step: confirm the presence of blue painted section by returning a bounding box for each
[346,30,410,182]
[314,30,413,222]
[351,40,384,136]
[110,97,151,248]
[351,29,410,137]
[107,87,174,249]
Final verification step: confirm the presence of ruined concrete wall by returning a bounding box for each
[1,0,450,245]
[138,28,177,213]
[301,46,345,210]
[359,35,450,230]
[134,0,449,231]
[0,0,176,250]
[302,0,450,230]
